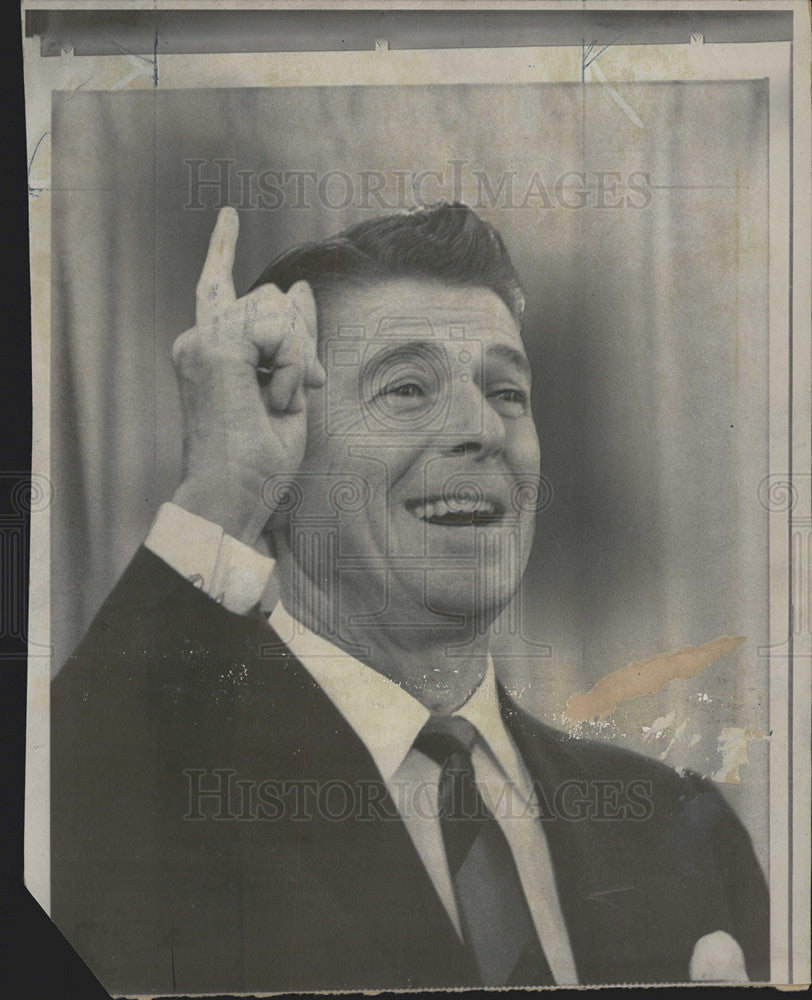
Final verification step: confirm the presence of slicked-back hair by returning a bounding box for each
[248,202,525,331]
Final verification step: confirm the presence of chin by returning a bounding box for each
[423,568,520,633]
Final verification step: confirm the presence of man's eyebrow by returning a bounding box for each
[359,340,532,378]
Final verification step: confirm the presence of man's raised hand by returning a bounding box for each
[171,207,325,545]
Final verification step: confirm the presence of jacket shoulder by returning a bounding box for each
[504,696,733,817]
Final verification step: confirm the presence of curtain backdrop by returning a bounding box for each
[51,81,769,857]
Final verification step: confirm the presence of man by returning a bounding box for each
[51,203,769,994]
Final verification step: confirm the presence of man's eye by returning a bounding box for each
[382,383,424,398]
[490,387,528,408]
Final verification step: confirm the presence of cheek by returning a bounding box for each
[316,366,370,442]
[300,394,361,474]
[507,419,541,471]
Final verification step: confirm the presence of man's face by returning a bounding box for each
[277,278,541,633]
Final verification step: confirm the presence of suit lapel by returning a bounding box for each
[232,620,475,988]
[207,615,652,986]
[230,616,681,987]
[499,687,688,985]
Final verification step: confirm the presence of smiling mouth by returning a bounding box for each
[405,497,505,526]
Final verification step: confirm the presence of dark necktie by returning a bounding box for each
[414,714,555,987]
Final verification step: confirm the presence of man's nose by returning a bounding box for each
[440,377,506,457]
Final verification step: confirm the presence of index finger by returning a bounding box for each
[195,206,239,324]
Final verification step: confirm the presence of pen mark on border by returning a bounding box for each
[582,34,625,72]
[27,131,52,197]
[108,38,159,90]
[581,35,644,129]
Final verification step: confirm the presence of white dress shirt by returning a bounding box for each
[145,502,579,983]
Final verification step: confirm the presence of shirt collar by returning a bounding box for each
[268,600,530,795]
[269,600,430,783]
[454,662,533,797]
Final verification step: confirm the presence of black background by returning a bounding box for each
[4,5,107,996]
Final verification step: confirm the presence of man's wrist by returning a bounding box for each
[172,475,272,547]
[146,501,275,614]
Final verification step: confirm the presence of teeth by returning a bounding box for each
[447,497,494,514]
[410,498,497,521]
[443,498,474,513]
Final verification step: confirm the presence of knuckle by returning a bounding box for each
[196,277,225,312]
[254,280,283,300]
[250,283,287,313]
[194,277,212,302]
[241,297,260,322]
[172,328,209,368]
[171,331,193,365]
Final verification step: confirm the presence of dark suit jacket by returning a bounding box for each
[51,547,769,995]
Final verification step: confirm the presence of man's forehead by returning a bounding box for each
[355,339,533,382]
[319,278,524,346]
[319,279,524,374]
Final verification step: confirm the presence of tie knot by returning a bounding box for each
[415,713,478,765]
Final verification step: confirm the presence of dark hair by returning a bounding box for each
[248,202,525,328]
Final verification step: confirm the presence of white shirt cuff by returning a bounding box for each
[144,502,275,615]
